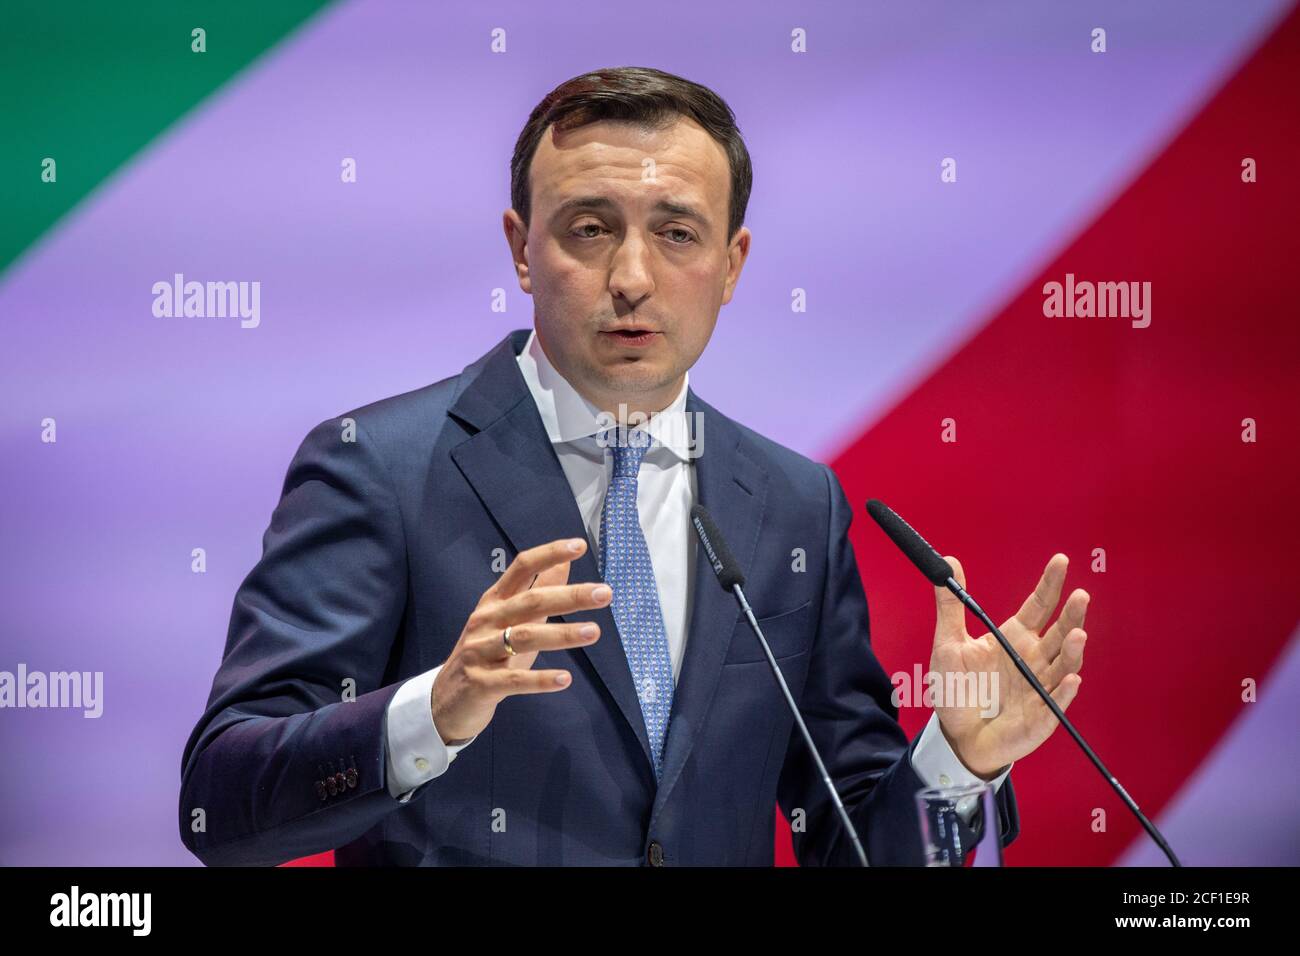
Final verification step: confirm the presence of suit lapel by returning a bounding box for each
[652,391,768,814]
[448,331,654,774]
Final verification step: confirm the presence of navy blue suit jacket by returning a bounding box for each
[179,329,1019,866]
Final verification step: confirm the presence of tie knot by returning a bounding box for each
[606,428,653,477]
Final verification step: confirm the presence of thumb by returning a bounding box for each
[933,555,968,644]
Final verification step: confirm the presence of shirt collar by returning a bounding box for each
[516,327,694,461]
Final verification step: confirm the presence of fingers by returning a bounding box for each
[933,555,969,646]
[475,666,577,697]
[1013,554,1069,634]
[1041,587,1089,662]
[490,538,588,600]
[1023,673,1082,743]
[480,582,613,629]
[1048,673,1082,715]
[469,621,600,661]
[948,554,966,590]
[1044,628,1087,689]
[532,554,572,591]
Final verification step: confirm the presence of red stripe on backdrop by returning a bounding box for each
[774,6,1300,866]
[279,851,334,867]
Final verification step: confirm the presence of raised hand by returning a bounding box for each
[929,554,1090,778]
[430,538,612,744]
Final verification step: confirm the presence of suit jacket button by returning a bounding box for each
[334,772,348,792]
[345,768,358,789]
[326,776,338,796]
[646,841,664,867]
[315,780,328,801]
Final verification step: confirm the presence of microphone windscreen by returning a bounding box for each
[865,499,954,586]
[690,504,746,591]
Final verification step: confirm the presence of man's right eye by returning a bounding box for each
[571,223,608,239]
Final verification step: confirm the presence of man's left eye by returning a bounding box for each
[662,229,694,244]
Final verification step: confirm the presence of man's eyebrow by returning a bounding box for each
[549,195,711,223]
[551,195,617,219]
[653,199,708,222]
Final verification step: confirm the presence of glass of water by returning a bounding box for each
[915,782,1003,867]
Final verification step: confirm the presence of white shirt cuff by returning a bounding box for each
[910,712,1011,822]
[384,664,478,802]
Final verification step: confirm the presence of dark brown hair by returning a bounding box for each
[510,66,753,241]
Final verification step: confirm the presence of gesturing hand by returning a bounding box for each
[429,538,612,744]
[930,554,1089,779]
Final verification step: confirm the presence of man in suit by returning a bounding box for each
[179,66,1090,866]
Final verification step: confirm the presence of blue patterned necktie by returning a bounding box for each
[598,428,674,781]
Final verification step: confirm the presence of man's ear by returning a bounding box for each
[720,226,751,306]
[503,209,531,293]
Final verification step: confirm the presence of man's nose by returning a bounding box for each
[608,232,655,308]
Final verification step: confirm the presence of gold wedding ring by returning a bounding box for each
[502,626,516,656]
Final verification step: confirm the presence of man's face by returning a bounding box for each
[504,115,750,413]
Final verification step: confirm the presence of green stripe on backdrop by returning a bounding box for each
[0,0,338,276]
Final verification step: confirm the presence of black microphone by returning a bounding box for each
[865,498,1183,868]
[865,499,953,586]
[691,504,745,591]
[690,505,870,867]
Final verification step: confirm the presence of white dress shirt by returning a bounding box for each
[384,329,1010,829]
